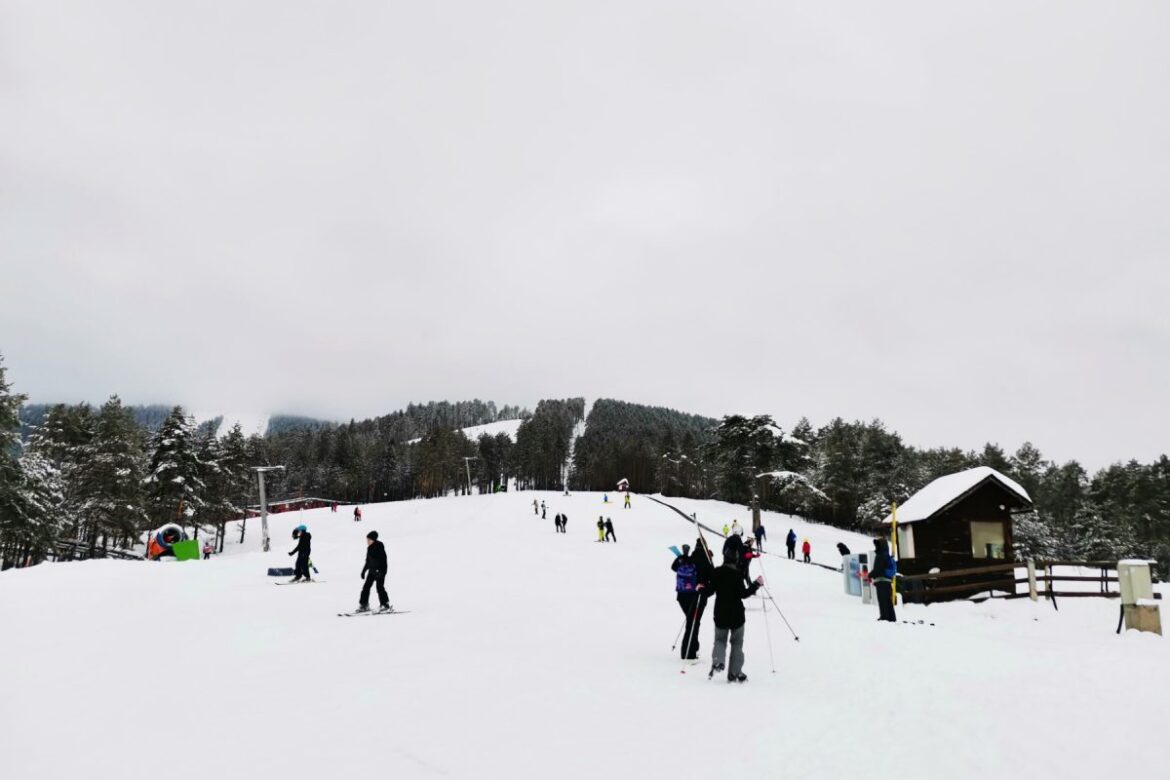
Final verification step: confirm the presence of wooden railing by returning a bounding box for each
[897,560,1162,607]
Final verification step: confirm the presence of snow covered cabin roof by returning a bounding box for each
[882,466,1031,525]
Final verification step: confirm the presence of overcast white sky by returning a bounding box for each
[2,1,1167,469]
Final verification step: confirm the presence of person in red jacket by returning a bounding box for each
[801,538,811,563]
[740,538,761,585]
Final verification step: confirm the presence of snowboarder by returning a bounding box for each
[353,506,362,522]
[357,530,389,613]
[604,517,616,542]
[706,549,763,683]
[288,525,312,582]
[802,538,811,563]
[202,542,213,560]
[541,501,547,519]
[597,517,606,542]
[754,524,766,551]
[870,538,897,622]
[672,542,713,660]
[624,493,631,509]
[786,529,797,560]
[836,542,851,557]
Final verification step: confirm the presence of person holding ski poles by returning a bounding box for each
[802,538,811,563]
[357,530,390,613]
[741,537,761,584]
[705,549,763,683]
[288,525,312,582]
[671,541,713,660]
[786,529,797,559]
[754,524,766,552]
[604,517,616,542]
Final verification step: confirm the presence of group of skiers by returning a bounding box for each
[554,512,569,532]
[597,517,616,542]
[671,530,764,683]
[784,529,812,563]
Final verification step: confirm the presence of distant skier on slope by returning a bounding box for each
[786,529,797,560]
[754,524,766,552]
[802,538,811,563]
[741,538,761,584]
[731,519,743,537]
[706,549,763,683]
[541,501,547,519]
[357,531,390,613]
[869,538,897,623]
[353,506,362,522]
[534,499,539,515]
[604,517,616,543]
[288,525,312,582]
[597,517,606,542]
[554,513,563,533]
[561,513,568,533]
[624,493,631,509]
[722,523,730,537]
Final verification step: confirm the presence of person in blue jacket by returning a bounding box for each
[786,529,797,560]
[870,537,897,622]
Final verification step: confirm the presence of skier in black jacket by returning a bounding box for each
[288,525,312,582]
[604,518,616,542]
[357,530,389,612]
[672,538,716,660]
[704,550,762,682]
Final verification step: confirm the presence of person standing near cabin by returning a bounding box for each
[357,530,390,613]
[706,549,763,683]
[870,538,897,622]
[624,493,631,509]
[786,529,797,560]
[604,517,616,542]
[802,538,811,563]
[597,517,606,542]
[288,525,312,582]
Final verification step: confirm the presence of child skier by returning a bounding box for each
[288,525,312,582]
[704,550,763,683]
[802,538,811,563]
[624,493,631,509]
[722,523,730,537]
[604,517,616,542]
[202,542,213,560]
[597,517,606,542]
[357,530,389,613]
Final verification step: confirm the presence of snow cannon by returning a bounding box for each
[147,524,188,560]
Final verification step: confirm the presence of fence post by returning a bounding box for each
[1027,559,1038,602]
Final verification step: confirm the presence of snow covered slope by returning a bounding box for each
[1,493,1167,780]
[407,417,523,445]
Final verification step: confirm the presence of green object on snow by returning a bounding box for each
[172,539,200,561]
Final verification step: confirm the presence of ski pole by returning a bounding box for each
[671,621,685,651]
[760,589,776,673]
[761,584,800,641]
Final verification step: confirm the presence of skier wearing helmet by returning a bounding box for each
[288,525,312,582]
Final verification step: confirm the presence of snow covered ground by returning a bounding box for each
[407,417,523,445]
[2,492,1167,780]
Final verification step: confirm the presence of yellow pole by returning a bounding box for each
[891,502,899,603]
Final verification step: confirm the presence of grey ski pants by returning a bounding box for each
[712,625,745,677]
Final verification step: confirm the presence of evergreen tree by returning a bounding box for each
[145,406,207,532]
[73,396,149,551]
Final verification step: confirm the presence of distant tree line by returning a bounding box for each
[3,352,1167,574]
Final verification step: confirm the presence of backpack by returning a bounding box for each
[675,561,698,592]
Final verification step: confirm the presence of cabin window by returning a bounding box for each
[896,525,915,559]
[970,521,1006,559]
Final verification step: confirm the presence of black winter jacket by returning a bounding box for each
[710,563,760,629]
[290,531,311,558]
[362,540,387,577]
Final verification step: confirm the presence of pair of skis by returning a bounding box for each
[338,606,409,618]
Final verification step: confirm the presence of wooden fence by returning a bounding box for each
[898,560,1164,608]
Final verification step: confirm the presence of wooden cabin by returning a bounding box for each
[883,467,1033,600]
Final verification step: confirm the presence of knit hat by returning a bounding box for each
[367,531,378,541]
